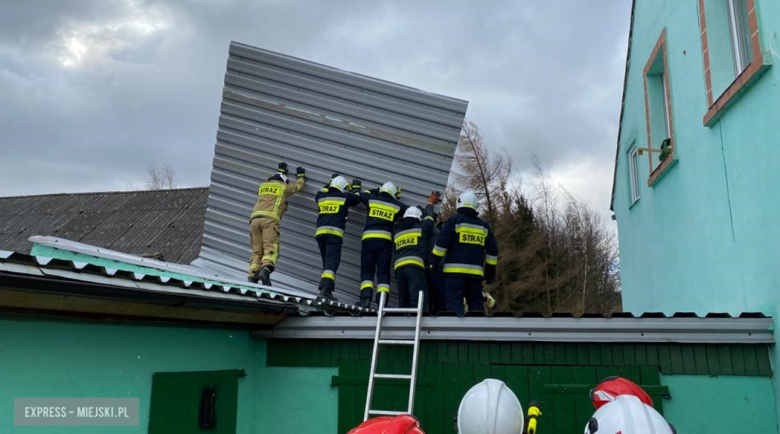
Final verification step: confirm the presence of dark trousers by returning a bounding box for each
[360,239,392,299]
[426,268,447,314]
[396,266,428,309]
[444,276,484,316]
[317,235,343,291]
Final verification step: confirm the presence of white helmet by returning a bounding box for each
[403,206,423,221]
[379,181,398,198]
[458,190,479,212]
[457,379,524,434]
[278,173,288,184]
[330,176,349,192]
[585,395,676,434]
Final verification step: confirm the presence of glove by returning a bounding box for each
[395,187,402,199]
[278,162,289,174]
[296,166,306,178]
[428,191,441,204]
[482,292,496,309]
[352,179,362,191]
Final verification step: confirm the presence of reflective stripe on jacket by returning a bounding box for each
[393,214,434,271]
[432,209,498,279]
[360,189,407,242]
[314,186,362,238]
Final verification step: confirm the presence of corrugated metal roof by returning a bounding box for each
[0,188,210,264]
[196,41,469,301]
[254,313,775,344]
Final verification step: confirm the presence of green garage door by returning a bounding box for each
[333,361,667,434]
[149,370,241,434]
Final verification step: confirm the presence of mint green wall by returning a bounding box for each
[661,374,777,433]
[613,0,780,430]
[614,0,780,317]
[0,317,337,433]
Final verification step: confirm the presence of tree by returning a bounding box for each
[145,163,176,190]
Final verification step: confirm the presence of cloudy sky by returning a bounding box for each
[0,0,630,221]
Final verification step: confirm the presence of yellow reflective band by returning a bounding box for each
[394,233,420,250]
[368,206,397,221]
[258,183,283,197]
[455,226,488,236]
[360,282,374,290]
[316,229,344,237]
[424,216,434,221]
[486,256,498,265]
[318,202,341,214]
[377,285,390,293]
[443,266,484,276]
[321,272,335,280]
[432,246,447,257]
[251,210,280,221]
[394,258,425,270]
[362,232,392,241]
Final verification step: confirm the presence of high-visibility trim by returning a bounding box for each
[362,230,392,241]
[486,255,498,265]
[317,197,347,205]
[377,284,391,293]
[424,216,434,221]
[368,200,401,212]
[432,245,447,257]
[250,210,280,221]
[321,270,335,280]
[249,263,261,272]
[455,223,488,233]
[443,263,484,276]
[316,226,344,237]
[394,228,422,239]
[394,256,425,270]
[360,281,374,290]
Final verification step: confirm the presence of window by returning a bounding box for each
[643,30,675,185]
[628,145,640,205]
[699,0,769,126]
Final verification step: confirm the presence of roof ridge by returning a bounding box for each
[0,186,209,200]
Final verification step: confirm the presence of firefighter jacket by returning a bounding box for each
[360,189,408,242]
[432,208,498,280]
[393,207,435,271]
[250,175,305,221]
[315,186,362,238]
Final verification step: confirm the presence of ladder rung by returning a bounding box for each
[383,308,419,314]
[369,410,407,416]
[374,373,412,380]
[378,339,415,345]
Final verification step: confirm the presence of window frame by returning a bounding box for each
[643,29,676,187]
[698,0,769,126]
[628,145,640,206]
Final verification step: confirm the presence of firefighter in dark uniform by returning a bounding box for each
[393,192,441,309]
[356,181,408,308]
[431,190,499,316]
[315,175,362,301]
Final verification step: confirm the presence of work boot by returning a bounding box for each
[355,297,373,309]
[257,267,272,287]
[318,288,337,301]
[247,270,260,284]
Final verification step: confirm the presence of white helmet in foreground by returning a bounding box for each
[380,181,398,198]
[585,395,676,434]
[457,379,524,434]
[403,206,423,221]
[330,176,349,192]
[457,190,479,212]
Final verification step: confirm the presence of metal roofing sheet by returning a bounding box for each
[197,41,469,301]
[254,314,775,344]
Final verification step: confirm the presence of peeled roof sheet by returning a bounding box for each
[197,41,469,300]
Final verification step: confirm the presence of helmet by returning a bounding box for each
[457,191,479,212]
[403,206,423,221]
[347,415,424,434]
[585,395,675,434]
[590,377,653,410]
[379,181,398,198]
[330,176,349,192]
[457,379,524,434]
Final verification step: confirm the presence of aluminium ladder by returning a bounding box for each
[363,290,425,421]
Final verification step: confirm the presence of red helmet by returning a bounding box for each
[347,415,425,434]
[590,376,654,409]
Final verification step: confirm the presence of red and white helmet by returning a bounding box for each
[590,377,653,409]
[584,395,676,434]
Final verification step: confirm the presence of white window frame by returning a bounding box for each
[629,146,640,204]
[727,0,751,74]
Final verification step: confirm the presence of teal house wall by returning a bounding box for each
[611,0,780,429]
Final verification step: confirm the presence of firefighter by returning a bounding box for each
[356,181,408,308]
[393,192,441,309]
[585,395,675,433]
[315,174,362,301]
[248,162,305,286]
[431,190,498,316]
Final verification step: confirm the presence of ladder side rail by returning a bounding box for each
[363,291,387,421]
[406,290,425,414]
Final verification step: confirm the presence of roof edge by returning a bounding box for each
[0,186,209,201]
